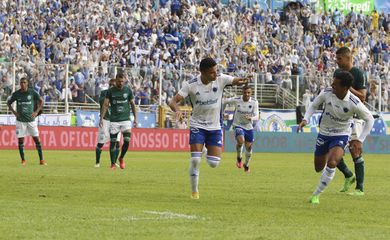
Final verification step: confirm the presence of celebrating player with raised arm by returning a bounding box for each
[169,57,251,199]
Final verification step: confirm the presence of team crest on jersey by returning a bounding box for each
[343,108,349,113]
[262,114,287,132]
[27,95,31,100]
[113,100,117,104]
[249,105,252,109]
[123,93,128,98]
[196,92,200,95]
[212,87,217,92]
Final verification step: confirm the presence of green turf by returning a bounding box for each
[0,150,389,239]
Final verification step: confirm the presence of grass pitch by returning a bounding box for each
[0,150,389,239]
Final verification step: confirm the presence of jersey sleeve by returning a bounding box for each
[303,89,327,122]
[353,69,366,90]
[354,102,374,142]
[219,73,234,87]
[33,90,41,101]
[7,93,16,105]
[178,81,189,98]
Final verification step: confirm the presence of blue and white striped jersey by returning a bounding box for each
[303,88,374,142]
[178,74,234,130]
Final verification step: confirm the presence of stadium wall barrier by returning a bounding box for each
[0,126,190,151]
[2,126,390,153]
[224,132,390,154]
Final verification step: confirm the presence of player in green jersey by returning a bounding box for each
[7,78,46,165]
[335,47,367,196]
[100,73,138,169]
[95,79,121,168]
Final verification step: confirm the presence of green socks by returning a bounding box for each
[337,158,354,178]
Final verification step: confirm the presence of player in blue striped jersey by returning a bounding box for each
[169,58,251,199]
[297,71,374,204]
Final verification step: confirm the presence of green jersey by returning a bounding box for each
[99,89,111,121]
[8,89,41,122]
[334,67,366,90]
[106,86,134,122]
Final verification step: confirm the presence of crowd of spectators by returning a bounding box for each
[0,0,389,111]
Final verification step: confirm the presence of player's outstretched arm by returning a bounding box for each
[232,76,251,86]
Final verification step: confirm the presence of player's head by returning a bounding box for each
[199,58,217,83]
[115,72,126,89]
[242,85,252,102]
[20,77,29,92]
[335,47,352,70]
[332,70,353,98]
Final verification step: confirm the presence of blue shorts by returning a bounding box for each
[189,127,223,147]
[314,134,350,156]
[234,126,254,143]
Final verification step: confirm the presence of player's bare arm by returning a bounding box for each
[99,98,109,127]
[169,94,184,120]
[297,119,307,132]
[232,76,251,86]
[130,99,138,127]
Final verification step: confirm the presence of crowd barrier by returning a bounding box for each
[1,126,390,154]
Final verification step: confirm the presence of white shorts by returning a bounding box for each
[110,120,132,135]
[350,119,364,141]
[16,120,39,138]
[97,119,121,144]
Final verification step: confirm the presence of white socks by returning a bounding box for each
[189,152,202,193]
[313,166,336,196]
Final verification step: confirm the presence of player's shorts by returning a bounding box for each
[15,120,39,138]
[110,120,132,135]
[350,119,364,141]
[98,119,121,143]
[314,133,350,156]
[234,126,254,143]
[189,127,223,147]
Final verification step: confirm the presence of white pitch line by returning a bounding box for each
[144,211,202,220]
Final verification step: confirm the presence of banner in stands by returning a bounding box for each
[324,0,375,15]
[76,110,100,127]
[75,110,156,128]
[0,126,189,151]
[258,109,296,132]
[0,114,71,126]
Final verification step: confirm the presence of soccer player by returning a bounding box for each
[334,47,367,196]
[223,85,259,172]
[297,71,374,204]
[100,73,138,170]
[169,57,251,199]
[95,79,121,168]
[7,77,46,165]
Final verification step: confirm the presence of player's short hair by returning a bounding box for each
[243,85,252,91]
[334,70,353,88]
[336,47,351,56]
[199,58,217,72]
[116,72,126,79]
[20,77,29,82]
